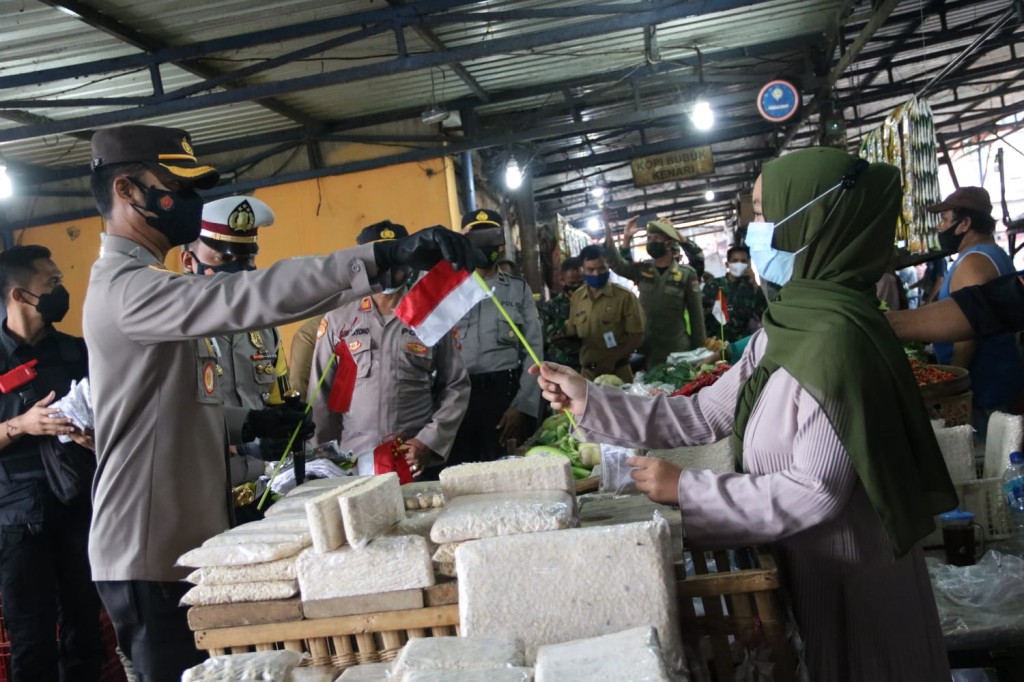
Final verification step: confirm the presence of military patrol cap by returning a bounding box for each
[356,220,409,245]
[646,219,682,243]
[927,186,992,215]
[90,125,219,189]
[460,208,503,233]
[199,196,275,256]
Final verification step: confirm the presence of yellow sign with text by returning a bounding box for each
[630,146,714,187]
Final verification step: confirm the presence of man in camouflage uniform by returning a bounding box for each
[540,257,583,369]
[605,216,705,367]
[702,244,767,342]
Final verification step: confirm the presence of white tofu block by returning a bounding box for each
[391,636,524,679]
[339,473,405,549]
[534,627,670,682]
[336,662,393,681]
[185,557,296,585]
[202,531,311,547]
[403,669,533,682]
[430,491,574,544]
[305,488,347,553]
[296,535,434,601]
[440,456,573,499]
[180,580,298,606]
[177,540,307,568]
[456,518,684,671]
[265,477,366,517]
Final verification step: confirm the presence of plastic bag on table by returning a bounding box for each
[926,550,1024,633]
[599,443,641,495]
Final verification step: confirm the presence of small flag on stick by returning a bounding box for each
[395,261,490,346]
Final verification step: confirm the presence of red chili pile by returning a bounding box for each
[909,360,958,386]
[670,363,732,397]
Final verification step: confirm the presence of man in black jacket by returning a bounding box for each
[0,245,102,682]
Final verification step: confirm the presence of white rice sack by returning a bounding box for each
[534,626,670,682]
[180,580,298,606]
[336,662,393,680]
[181,650,302,681]
[429,490,574,544]
[202,531,311,547]
[177,540,307,568]
[391,636,524,678]
[440,456,573,499]
[185,557,296,585]
[403,669,533,682]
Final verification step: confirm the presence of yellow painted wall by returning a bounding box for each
[13,156,460,361]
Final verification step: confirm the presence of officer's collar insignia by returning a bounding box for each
[359,297,372,311]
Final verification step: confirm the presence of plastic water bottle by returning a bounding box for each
[1002,451,1024,531]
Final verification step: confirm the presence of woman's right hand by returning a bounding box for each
[529,362,587,417]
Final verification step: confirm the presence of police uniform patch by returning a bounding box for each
[202,362,216,395]
[316,318,328,339]
[348,340,362,352]
[406,342,427,356]
[359,297,372,311]
[672,270,682,282]
[452,328,462,351]
[640,270,656,279]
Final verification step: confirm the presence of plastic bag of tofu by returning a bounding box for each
[181,650,303,681]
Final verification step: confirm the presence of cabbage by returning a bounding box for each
[593,374,624,387]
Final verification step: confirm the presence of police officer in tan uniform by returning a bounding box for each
[309,221,470,478]
[566,245,645,382]
[605,217,706,367]
[181,196,281,484]
[448,210,543,465]
[83,125,482,682]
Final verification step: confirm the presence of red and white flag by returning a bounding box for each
[711,289,730,326]
[395,261,489,346]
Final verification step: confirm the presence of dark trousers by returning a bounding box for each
[444,370,535,469]
[0,510,103,682]
[95,581,204,682]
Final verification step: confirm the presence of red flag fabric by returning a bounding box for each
[395,261,489,346]
[373,439,412,484]
[326,340,357,413]
[711,288,730,325]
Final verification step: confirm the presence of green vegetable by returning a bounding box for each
[571,465,592,480]
[593,374,624,387]
[578,442,601,467]
[526,445,571,458]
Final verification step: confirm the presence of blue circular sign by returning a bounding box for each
[757,80,800,123]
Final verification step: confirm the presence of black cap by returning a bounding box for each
[356,220,409,245]
[461,209,503,233]
[90,125,219,189]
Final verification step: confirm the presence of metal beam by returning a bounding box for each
[0,0,769,143]
[37,0,320,127]
[776,0,901,152]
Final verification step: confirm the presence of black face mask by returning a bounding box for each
[381,265,411,291]
[187,253,254,276]
[564,282,582,294]
[23,285,70,325]
[646,241,668,259]
[938,221,965,253]
[466,228,505,268]
[128,178,204,247]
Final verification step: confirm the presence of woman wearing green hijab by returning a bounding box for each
[533,147,956,680]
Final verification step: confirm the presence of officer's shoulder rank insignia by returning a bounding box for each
[316,317,328,339]
[359,297,372,311]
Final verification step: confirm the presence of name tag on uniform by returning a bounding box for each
[603,331,617,349]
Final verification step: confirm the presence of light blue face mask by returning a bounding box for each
[745,178,849,290]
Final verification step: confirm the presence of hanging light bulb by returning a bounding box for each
[586,216,601,232]
[0,164,12,200]
[505,159,523,190]
[704,189,715,202]
[691,99,715,131]
[590,186,605,200]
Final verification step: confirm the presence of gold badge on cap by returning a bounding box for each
[380,227,395,239]
[228,201,256,233]
[181,138,194,155]
[476,211,489,222]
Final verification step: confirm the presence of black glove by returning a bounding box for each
[241,402,315,443]
[374,226,486,273]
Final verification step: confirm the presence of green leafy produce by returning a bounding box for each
[643,363,697,389]
[593,374,624,387]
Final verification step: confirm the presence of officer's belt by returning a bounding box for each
[469,368,518,387]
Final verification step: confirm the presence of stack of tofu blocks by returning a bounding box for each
[336,628,674,681]
[296,472,439,618]
[441,456,687,674]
